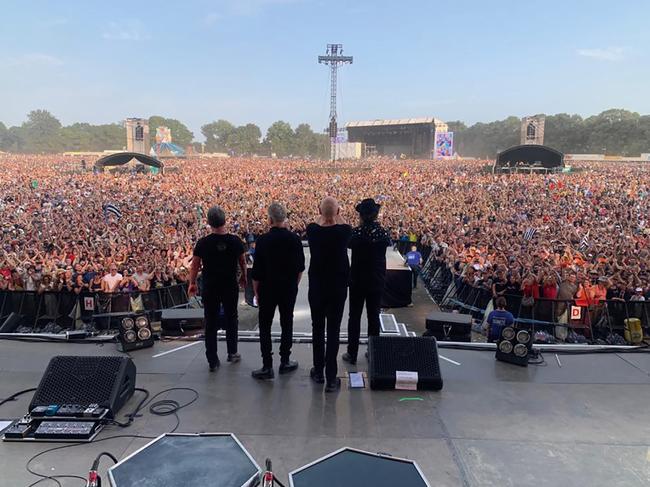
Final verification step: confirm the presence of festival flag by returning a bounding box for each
[523,228,537,241]
[103,203,122,220]
[578,232,590,252]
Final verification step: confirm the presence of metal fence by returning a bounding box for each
[420,254,649,341]
[0,284,190,330]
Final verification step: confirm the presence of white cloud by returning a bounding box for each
[2,53,64,68]
[576,47,626,61]
[102,20,151,41]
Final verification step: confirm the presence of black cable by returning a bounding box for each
[25,434,157,487]
[26,474,86,487]
[90,451,119,471]
[0,387,37,407]
[105,388,150,428]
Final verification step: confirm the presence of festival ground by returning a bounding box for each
[1,334,649,485]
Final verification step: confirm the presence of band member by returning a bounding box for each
[251,203,305,379]
[306,196,351,392]
[189,206,246,371]
[343,198,391,365]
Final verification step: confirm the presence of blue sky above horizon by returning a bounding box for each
[1,0,649,138]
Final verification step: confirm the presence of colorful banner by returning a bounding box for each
[434,131,453,158]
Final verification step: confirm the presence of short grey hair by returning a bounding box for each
[207,205,226,228]
[267,202,287,224]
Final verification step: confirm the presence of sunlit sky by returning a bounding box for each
[1,0,648,137]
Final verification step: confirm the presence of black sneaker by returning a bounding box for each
[208,358,221,372]
[310,367,325,384]
[278,360,299,374]
[251,366,274,380]
[325,378,341,392]
[227,353,241,363]
[342,352,357,365]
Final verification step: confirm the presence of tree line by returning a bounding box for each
[0,110,329,158]
[0,108,648,158]
[449,109,650,158]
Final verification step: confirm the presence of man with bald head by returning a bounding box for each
[306,196,352,392]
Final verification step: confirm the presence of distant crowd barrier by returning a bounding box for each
[420,255,649,342]
[0,284,190,330]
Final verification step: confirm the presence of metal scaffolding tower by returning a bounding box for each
[318,44,353,162]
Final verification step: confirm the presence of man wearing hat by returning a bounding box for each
[343,198,391,365]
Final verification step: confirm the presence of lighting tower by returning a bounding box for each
[318,44,353,162]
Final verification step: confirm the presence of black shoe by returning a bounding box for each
[310,367,325,384]
[227,353,241,363]
[251,366,274,380]
[325,378,341,392]
[279,360,299,374]
[208,358,221,372]
[342,353,357,365]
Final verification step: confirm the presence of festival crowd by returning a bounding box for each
[0,155,648,304]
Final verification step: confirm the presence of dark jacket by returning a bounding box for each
[348,221,391,288]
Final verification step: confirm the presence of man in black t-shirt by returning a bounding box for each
[306,196,351,392]
[190,206,246,371]
[343,198,391,365]
[251,203,305,380]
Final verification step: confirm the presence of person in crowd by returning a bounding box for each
[251,203,305,379]
[190,205,247,371]
[132,265,150,291]
[101,265,123,293]
[306,196,351,392]
[486,297,515,342]
[405,244,423,289]
[344,198,391,365]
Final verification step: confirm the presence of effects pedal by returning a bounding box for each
[3,421,33,439]
[33,421,98,440]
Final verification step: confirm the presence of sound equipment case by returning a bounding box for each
[424,311,472,342]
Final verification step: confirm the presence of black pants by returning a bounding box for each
[258,286,298,367]
[346,283,382,359]
[410,265,420,288]
[309,282,347,381]
[203,285,239,364]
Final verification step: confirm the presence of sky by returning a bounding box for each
[1,0,649,138]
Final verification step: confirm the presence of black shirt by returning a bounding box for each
[306,223,351,287]
[193,233,245,289]
[251,227,305,291]
[348,221,391,287]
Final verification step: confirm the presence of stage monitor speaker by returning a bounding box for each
[368,336,443,391]
[424,311,471,342]
[108,433,261,487]
[0,312,24,333]
[118,314,154,352]
[161,308,204,335]
[289,448,430,487]
[29,356,136,418]
[495,327,532,366]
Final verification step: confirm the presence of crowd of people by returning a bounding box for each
[0,154,648,304]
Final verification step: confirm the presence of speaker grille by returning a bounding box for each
[31,356,125,409]
[369,336,443,390]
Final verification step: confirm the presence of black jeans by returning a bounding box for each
[410,265,421,288]
[258,285,298,367]
[309,282,347,381]
[346,283,382,359]
[203,285,239,364]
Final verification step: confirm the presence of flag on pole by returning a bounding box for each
[578,232,590,252]
[523,228,537,241]
[103,203,122,220]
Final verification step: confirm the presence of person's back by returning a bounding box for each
[253,227,304,290]
[194,232,244,290]
[307,223,351,287]
[487,297,514,342]
[349,220,391,288]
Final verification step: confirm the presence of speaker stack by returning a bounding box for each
[118,314,154,352]
[495,327,532,366]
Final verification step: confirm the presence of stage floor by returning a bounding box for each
[1,339,649,486]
